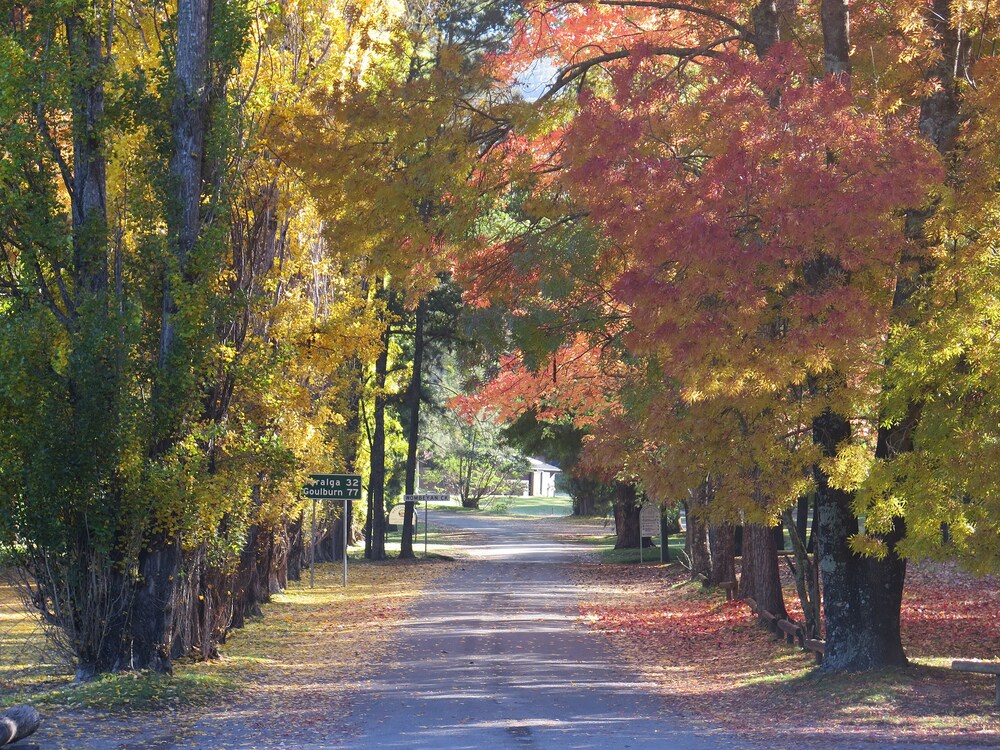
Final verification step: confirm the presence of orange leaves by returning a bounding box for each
[454,336,627,430]
[579,560,1000,742]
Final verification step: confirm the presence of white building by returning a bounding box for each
[523,458,561,497]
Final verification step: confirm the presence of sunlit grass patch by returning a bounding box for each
[593,534,686,564]
[0,577,73,700]
[0,558,452,714]
[25,668,237,710]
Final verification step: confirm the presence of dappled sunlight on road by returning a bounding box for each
[341,512,742,750]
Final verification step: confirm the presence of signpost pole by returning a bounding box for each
[424,498,428,558]
[660,515,670,563]
[310,498,316,588]
[342,498,349,587]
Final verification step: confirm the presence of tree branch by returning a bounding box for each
[538,36,743,103]
[594,0,750,36]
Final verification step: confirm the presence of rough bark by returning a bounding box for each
[612,483,641,549]
[820,0,851,77]
[807,0,910,672]
[918,0,970,156]
[287,513,307,582]
[685,492,711,581]
[814,410,907,671]
[366,314,390,560]
[401,300,425,559]
[64,11,108,297]
[129,0,214,676]
[129,534,181,672]
[159,0,210,367]
[740,523,788,622]
[707,523,736,586]
[751,0,779,57]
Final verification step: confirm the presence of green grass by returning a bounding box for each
[16,668,238,711]
[579,532,687,564]
[480,495,574,516]
[419,495,575,516]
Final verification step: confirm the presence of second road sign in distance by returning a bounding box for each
[404,493,449,503]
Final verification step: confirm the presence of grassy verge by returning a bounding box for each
[572,531,687,564]
[479,495,574,516]
[0,558,451,713]
[409,495,575,516]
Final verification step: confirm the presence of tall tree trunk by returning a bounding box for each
[134,0,212,674]
[686,486,711,580]
[813,409,907,670]
[332,358,363,562]
[810,0,910,672]
[707,523,736,586]
[130,534,182,671]
[366,314,390,561]
[62,4,122,678]
[65,10,108,297]
[820,0,851,77]
[740,524,787,621]
[160,0,210,370]
[612,482,641,549]
[401,300,425,559]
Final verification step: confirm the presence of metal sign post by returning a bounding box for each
[310,498,317,588]
[304,474,362,587]
[343,498,349,587]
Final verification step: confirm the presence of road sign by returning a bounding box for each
[387,504,406,525]
[401,494,446,557]
[404,493,449,503]
[305,474,361,500]
[640,503,660,537]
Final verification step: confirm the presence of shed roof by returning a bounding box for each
[527,457,561,473]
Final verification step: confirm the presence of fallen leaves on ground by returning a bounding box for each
[576,559,1000,747]
[2,559,453,748]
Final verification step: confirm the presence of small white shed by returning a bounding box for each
[524,458,561,497]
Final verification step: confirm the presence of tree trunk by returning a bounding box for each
[332,362,363,562]
[287,513,306,581]
[820,0,851,77]
[917,0,968,155]
[707,523,736,586]
[132,0,213,675]
[366,312,389,560]
[784,509,822,640]
[612,482,640,549]
[740,524,787,622]
[401,300,425,559]
[65,10,108,297]
[573,490,596,516]
[751,0,779,57]
[129,534,181,672]
[160,0,210,368]
[796,495,810,548]
[814,409,907,671]
[685,485,711,580]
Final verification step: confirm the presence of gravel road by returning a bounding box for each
[337,510,744,750]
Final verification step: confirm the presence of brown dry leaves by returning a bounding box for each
[576,560,1000,747]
